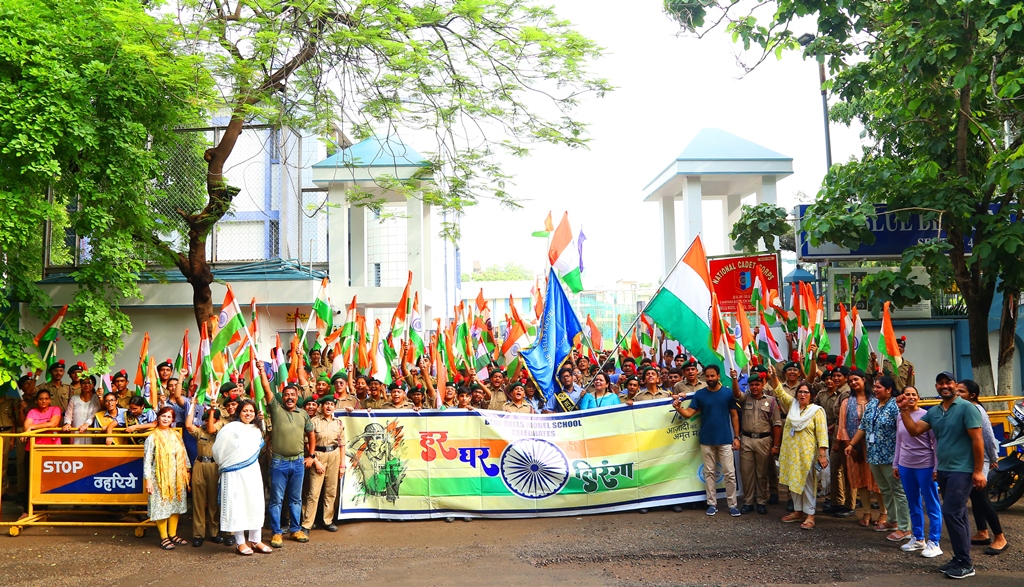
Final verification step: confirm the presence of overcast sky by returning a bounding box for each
[455,0,866,287]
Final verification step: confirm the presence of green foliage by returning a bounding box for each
[463,263,534,282]
[728,203,791,253]
[855,270,933,317]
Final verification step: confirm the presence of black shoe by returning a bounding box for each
[855,499,863,508]
[786,499,794,513]
[224,536,236,547]
[944,565,975,579]
[192,538,204,547]
[672,505,683,512]
[740,505,755,514]
[756,504,767,515]
[833,508,856,518]
[936,559,959,574]
[210,535,225,544]
[822,504,837,514]
[325,524,338,532]
[768,494,779,505]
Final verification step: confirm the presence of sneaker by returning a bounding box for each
[936,559,958,573]
[270,534,283,548]
[944,565,975,580]
[902,539,926,552]
[291,530,309,543]
[706,506,718,516]
[729,507,741,517]
[922,541,943,559]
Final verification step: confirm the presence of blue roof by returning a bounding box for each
[677,128,791,161]
[784,267,816,283]
[40,259,326,284]
[312,135,430,169]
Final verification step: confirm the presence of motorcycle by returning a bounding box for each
[989,398,1024,511]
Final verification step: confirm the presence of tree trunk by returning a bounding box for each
[997,288,1019,398]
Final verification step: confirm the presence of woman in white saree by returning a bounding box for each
[212,398,271,555]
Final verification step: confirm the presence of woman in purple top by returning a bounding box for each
[893,386,942,558]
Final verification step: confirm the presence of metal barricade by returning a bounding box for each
[0,428,179,537]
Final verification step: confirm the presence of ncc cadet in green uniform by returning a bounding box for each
[378,383,415,410]
[734,366,782,514]
[66,362,85,398]
[308,349,328,383]
[330,374,361,412]
[633,367,672,402]
[301,394,345,533]
[502,381,535,414]
[38,360,71,414]
[185,391,227,547]
[872,336,916,391]
[111,370,132,409]
[672,357,707,396]
[0,384,18,499]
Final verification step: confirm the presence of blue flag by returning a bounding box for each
[521,269,584,399]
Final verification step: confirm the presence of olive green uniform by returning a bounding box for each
[739,392,782,506]
[38,381,71,414]
[673,379,707,396]
[377,400,415,410]
[333,396,361,412]
[881,359,915,392]
[302,415,344,528]
[487,390,508,411]
[361,396,385,410]
[188,419,223,539]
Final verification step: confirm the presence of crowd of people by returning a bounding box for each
[0,336,1010,578]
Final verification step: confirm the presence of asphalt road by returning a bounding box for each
[1,499,1022,586]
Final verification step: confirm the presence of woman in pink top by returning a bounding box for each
[893,386,942,558]
[20,388,62,511]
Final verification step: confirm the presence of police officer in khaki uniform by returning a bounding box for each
[673,357,707,396]
[38,360,71,414]
[734,366,782,514]
[502,381,535,414]
[301,394,344,533]
[185,398,224,547]
[0,385,18,498]
[633,367,672,402]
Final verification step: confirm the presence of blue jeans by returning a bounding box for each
[268,456,304,535]
[898,465,942,543]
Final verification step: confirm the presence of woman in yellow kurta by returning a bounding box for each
[771,372,829,530]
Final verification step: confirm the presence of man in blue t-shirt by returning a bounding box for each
[673,364,740,517]
[897,371,984,580]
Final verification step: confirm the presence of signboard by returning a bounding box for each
[828,267,932,320]
[797,204,977,260]
[707,253,780,314]
[335,399,717,520]
[30,444,147,505]
[286,312,310,323]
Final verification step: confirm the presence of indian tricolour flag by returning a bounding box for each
[339,296,357,363]
[849,306,871,370]
[645,236,722,374]
[211,286,247,355]
[370,319,392,385]
[878,301,903,369]
[391,271,412,341]
[34,305,67,371]
[173,329,190,381]
[548,212,583,293]
[409,292,426,360]
[501,318,529,375]
[195,323,217,405]
[303,277,334,345]
[756,309,785,363]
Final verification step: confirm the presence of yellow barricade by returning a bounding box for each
[0,428,179,537]
[919,395,1018,433]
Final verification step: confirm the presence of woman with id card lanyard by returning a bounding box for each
[769,372,829,530]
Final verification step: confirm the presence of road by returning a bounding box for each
[2,499,1022,586]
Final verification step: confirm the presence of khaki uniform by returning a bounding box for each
[377,401,416,410]
[361,396,385,410]
[116,390,133,409]
[673,379,707,396]
[333,395,361,412]
[633,388,672,402]
[780,381,801,399]
[487,390,508,411]
[310,365,329,383]
[189,419,223,539]
[297,383,316,401]
[882,359,915,392]
[815,384,852,510]
[38,381,71,413]
[302,415,344,528]
[0,396,17,496]
[502,401,534,414]
[739,393,782,505]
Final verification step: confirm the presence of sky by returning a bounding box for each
[455,0,866,288]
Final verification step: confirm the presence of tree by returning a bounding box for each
[667,0,1024,394]
[149,0,610,329]
[463,263,534,282]
[0,0,208,380]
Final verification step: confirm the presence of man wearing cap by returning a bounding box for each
[330,374,360,412]
[673,358,707,396]
[301,393,345,533]
[620,375,641,404]
[873,337,916,391]
[633,367,672,402]
[486,369,508,410]
[67,362,85,397]
[503,382,534,414]
[542,367,585,413]
[734,365,782,514]
[307,349,326,382]
[185,393,224,547]
[898,371,984,579]
[378,383,415,410]
[407,385,429,411]
[257,362,316,548]
[779,361,802,399]
[673,364,741,516]
[0,381,19,499]
[111,370,132,408]
[39,360,71,413]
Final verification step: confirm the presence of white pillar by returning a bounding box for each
[683,176,703,246]
[327,185,349,288]
[350,204,366,287]
[407,198,425,295]
[659,195,677,279]
[726,193,743,253]
[758,175,779,251]
[422,201,433,291]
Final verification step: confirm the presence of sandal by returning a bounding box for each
[874,521,896,532]
[800,520,815,530]
[887,530,910,542]
[237,543,254,556]
[781,513,803,523]
[858,516,873,528]
[250,541,273,554]
[170,536,188,546]
[159,538,175,550]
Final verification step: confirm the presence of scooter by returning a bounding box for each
[989,398,1024,511]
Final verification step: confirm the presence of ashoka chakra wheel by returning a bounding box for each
[499,438,569,499]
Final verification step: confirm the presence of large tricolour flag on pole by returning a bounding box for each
[34,305,67,371]
[211,286,246,355]
[849,306,871,371]
[644,236,722,376]
[173,329,190,381]
[878,301,903,369]
[756,309,785,363]
[303,277,334,345]
[548,212,583,293]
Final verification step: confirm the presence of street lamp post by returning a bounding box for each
[798,33,832,169]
